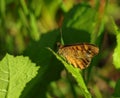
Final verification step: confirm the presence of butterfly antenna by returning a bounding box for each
[60,28,64,45]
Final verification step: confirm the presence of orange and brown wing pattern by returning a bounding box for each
[58,43,99,69]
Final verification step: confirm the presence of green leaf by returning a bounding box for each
[0,54,39,98]
[111,17,120,35]
[113,33,120,69]
[23,30,63,98]
[30,13,39,41]
[112,79,120,97]
[63,3,96,34]
[48,48,92,98]
[0,0,6,16]
[61,28,90,44]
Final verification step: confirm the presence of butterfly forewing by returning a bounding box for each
[58,43,99,69]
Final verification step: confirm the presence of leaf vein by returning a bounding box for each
[0,89,7,92]
[0,68,9,74]
[0,78,9,82]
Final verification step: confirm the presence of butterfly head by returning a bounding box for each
[84,44,99,58]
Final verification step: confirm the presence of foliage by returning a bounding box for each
[0,0,120,98]
[48,48,91,98]
[0,54,39,98]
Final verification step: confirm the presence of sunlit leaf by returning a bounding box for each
[0,54,39,98]
[113,33,120,69]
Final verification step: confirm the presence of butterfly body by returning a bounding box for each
[58,43,99,69]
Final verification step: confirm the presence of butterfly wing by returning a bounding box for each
[58,43,99,69]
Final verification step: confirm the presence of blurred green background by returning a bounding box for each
[1,0,120,98]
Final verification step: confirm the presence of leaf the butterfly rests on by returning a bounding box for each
[48,47,92,97]
[58,43,99,69]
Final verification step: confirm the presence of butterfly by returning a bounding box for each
[58,43,99,69]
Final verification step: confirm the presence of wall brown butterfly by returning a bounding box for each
[58,43,99,69]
